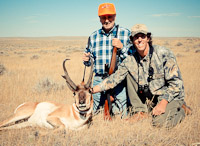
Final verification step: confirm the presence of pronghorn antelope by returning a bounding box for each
[0,58,94,131]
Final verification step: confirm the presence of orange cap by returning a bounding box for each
[98,3,116,16]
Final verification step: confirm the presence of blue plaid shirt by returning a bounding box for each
[84,24,131,75]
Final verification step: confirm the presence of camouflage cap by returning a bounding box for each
[131,24,148,37]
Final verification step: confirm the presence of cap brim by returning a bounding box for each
[131,30,147,37]
[98,12,116,16]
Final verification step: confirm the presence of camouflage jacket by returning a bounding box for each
[99,45,185,102]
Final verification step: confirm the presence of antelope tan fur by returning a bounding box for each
[0,58,94,131]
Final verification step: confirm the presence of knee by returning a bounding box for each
[152,115,166,128]
[152,108,185,128]
[151,115,175,128]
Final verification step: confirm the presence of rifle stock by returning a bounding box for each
[108,47,118,75]
[104,98,111,120]
[104,46,118,120]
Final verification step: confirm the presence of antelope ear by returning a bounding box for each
[62,75,66,79]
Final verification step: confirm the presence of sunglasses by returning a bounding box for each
[100,15,115,21]
[133,33,147,40]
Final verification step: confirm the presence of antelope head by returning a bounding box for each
[62,58,94,111]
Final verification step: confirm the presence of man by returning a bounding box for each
[91,24,191,128]
[83,3,131,117]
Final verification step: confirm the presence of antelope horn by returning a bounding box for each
[85,57,94,89]
[62,59,77,91]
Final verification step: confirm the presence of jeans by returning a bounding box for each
[93,75,128,118]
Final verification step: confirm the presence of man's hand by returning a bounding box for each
[112,38,123,49]
[83,52,90,62]
[152,99,168,115]
[91,85,101,94]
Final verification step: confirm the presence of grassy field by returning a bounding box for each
[0,37,199,146]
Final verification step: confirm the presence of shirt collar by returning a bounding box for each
[100,24,117,36]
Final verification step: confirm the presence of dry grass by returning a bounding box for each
[0,37,200,146]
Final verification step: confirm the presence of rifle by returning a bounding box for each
[83,37,91,82]
[104,25,119,120]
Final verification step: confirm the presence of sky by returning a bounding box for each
[0,0,200,37]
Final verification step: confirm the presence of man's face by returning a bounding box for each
[133,33,149,53]
[99,14,116,32]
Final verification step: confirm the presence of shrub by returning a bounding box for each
[30,55,39,60]
[164,41,169,46]
[176,53,184,57]
[193,43,200,49]
[34,77,65,93]
[176,42,183,46]
[0,64,6,75]
[195,49,200,53]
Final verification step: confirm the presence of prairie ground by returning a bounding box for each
[0,37,199,146]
